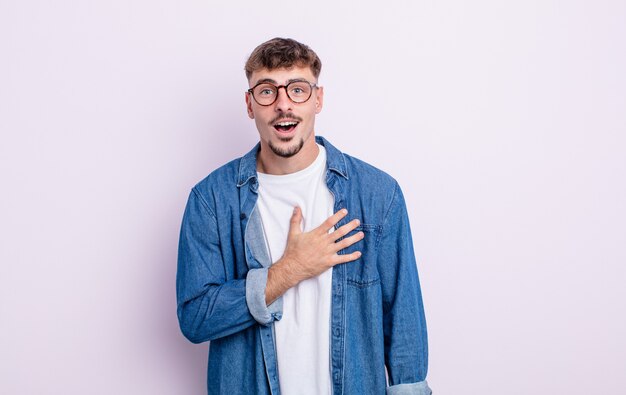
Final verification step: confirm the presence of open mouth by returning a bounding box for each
[273,121,299,133]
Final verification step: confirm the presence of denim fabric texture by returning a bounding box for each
[177,136,431,394]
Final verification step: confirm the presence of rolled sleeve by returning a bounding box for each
[245,267,283,325]
[387,380,432,395]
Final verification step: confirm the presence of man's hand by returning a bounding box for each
[265,207,364,305]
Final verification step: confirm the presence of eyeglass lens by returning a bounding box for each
[251,81,313,105]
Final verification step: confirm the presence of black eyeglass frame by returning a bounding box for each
[247,80,318,106]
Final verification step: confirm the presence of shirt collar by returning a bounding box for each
[237,135,349,187]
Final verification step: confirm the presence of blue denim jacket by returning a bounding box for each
[177,136,431,394]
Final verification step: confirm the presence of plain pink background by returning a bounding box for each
[1,1,625,394]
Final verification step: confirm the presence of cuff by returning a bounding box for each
[245,268,283,325]
[387,380,432,395]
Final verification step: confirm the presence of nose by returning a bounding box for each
[274,86,293,112]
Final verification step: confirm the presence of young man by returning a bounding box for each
[177,38,431,395]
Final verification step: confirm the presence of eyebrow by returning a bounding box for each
[253,77,311,86]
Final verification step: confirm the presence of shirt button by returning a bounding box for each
[240,213,246,220]
[333,327,341,337]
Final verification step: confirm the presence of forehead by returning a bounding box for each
[248,66,316,86]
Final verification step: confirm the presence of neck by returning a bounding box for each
[257,136,319,175]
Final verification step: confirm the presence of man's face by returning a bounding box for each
[246,66,324,159]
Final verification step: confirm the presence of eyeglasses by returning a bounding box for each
[247,80,318,106]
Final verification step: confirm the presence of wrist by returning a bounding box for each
[265,258,298,305]
[271,257,300,289]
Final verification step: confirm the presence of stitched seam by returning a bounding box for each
[346,278,381,288]
[356,224,378,231]
[191,187,217,225]
[378,181,399,248]
[381,181,399,228]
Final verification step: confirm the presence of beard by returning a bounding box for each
[268,136,305,158]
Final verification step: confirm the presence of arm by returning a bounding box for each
[176,188,259,343]
[380,183,432,395]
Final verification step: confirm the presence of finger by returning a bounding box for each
[318,208,348,234]
[333,231,365,252]
[288,206,303,237]
[330,218,360,241]
[333,251,362,265]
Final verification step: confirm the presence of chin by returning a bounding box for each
[268,137,304,158]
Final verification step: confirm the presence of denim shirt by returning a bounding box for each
[177,136,431,395]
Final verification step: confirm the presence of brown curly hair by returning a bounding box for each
[245,37,322,80]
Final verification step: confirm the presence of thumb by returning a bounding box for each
[288,206,303,236]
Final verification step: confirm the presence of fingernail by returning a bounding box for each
[342,209,348,214]
[355,219,360,225]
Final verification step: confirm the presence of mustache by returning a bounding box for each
[269,113,303,125]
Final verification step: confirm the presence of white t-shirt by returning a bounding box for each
[256,144,334,395]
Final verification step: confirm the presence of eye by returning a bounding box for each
[254,84,276,97]
[289,83,309,96]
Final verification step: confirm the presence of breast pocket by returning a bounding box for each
[338,224,381,287]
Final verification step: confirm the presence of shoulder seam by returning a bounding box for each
[191,187,217,223]
[381,181,400,230]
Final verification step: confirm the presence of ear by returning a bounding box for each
[315,86,324,114]
[245,92,255,119]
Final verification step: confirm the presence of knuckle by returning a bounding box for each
[348,233,362,244]
[335,228,347,239]
[341,253,357,263]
